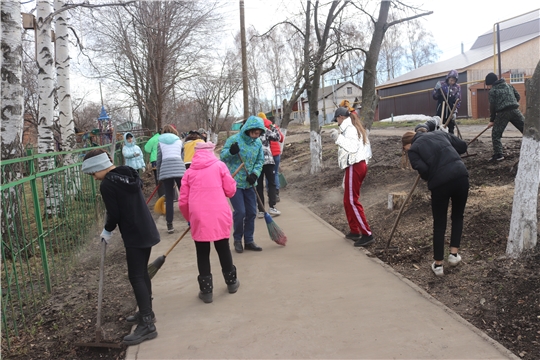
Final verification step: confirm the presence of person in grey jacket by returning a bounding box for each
[402,129,469,277]
[157,124,186,234]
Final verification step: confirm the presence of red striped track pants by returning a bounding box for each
[343,160,371,236]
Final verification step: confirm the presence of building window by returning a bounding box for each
[510,72,524,83]
[347,87,353,95]
[293,112,298,119]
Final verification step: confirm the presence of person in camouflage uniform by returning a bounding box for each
[485,72,524,162]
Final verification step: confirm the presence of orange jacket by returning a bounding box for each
[264,118,284,156]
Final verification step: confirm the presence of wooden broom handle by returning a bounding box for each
[231,163,245,178]
[236,153,267,211]
[164,227,191,257]
[467,126,490,145]
[385,174,421,254]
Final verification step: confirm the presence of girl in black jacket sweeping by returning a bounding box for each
[82,149,160,345]
[401,129,469,276]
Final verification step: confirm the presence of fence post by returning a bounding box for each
[27,148,51,293]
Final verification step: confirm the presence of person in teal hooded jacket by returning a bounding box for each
[220,116,265,253]
[122,132,146,174]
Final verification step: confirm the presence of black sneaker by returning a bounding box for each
[167,222,175,234]
[489,154,504,162]
[234,242,243,253]
[244,242,263,251]
[354,234,375,247]
[345,232,361,240]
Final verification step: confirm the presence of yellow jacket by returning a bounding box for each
[183,139,205,164]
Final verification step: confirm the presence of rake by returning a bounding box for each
[237,154,287,246]
[148,226,191,279]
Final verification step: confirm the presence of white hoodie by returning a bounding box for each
[335,117,372,170]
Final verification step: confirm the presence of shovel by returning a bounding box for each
[75,239,122,349]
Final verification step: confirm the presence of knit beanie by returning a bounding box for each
[195,141,216,151]
[485,72,498,86]
[82,152,113,174]
[257,112,267,119]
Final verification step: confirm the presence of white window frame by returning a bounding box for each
[510,71,524,84]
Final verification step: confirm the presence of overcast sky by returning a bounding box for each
[223,0,538,61]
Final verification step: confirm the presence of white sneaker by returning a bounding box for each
[268,207,281,216]
[448,253,462,267]
[431,262,444,276]
[257,212,264,219]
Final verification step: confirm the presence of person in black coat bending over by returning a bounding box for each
[82,149,160,345]
[401,128,469,277]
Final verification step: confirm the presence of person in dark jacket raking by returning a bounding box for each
[401,129,469,276]
[82,149,160,345]
[485,72,525,162]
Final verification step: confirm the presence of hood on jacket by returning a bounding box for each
[159,133,180,144]
[240,116,266,143]
[446,69,458,82]
[263,118,273,129]
[492,78,507,87]
[104,166,141,193]
[190,148,219,170]
[123,132,136,146]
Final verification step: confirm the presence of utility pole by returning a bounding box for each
[240,0,249,120]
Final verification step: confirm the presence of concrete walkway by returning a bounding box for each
[126,197,518,359]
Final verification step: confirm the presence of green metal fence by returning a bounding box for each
[0,139,149,350]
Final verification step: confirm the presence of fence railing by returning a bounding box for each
[0,138,152,350]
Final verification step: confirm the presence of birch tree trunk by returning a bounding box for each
[506,60,540,258]
[1,0,24,160]
[54,0,75,151]
[37,0,60,216]
[1,0,25,251]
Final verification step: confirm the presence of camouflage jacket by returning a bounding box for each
[488,78,520,121]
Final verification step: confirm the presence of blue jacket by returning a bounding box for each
[220,116,265,189]
[122,132,145,170]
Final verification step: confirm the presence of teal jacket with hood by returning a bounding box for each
[220,116,265,189]
[122,132,145,170]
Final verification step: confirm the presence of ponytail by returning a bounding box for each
[350,112,368,145]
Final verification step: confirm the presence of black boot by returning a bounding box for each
[126,311,156,325]
[197,275,213,303]
[123,314,158,345]
[223,265,240,294]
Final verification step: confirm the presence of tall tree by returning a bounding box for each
[193,50,243,143]
[54,0,75,151]
[404,19,440,71]
[84,1,221,131]
[1,0,24,160]
[355,0,432,130]
[507,60,540,257]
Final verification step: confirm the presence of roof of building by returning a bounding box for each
[377,10,539,89]
[318,81,361,101]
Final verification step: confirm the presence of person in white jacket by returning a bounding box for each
[333,107,374,247]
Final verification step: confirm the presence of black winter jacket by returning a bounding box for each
[101,166,160,248]
[408,132,468,190]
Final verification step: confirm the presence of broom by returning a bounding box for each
[146,183,160,205]
[148,226,190,279]
[237,154,287,246]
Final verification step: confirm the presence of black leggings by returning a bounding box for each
[163,177,181,224]
[256,164,276,210]
[431,176,469,261]
[194,239,234,276]
[125,247,153,316]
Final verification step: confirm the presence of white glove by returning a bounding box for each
[330,129,339,141]
[452,113,457,121]
[434,81,441,90]
[101,229,113,244]
[141,166,146,172]
[439,126,449,133]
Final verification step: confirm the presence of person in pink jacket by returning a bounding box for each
[179,141,239,304]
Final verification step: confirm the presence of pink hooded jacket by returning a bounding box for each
[179,143,236,241]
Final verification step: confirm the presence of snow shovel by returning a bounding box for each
[75,239,122,349]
